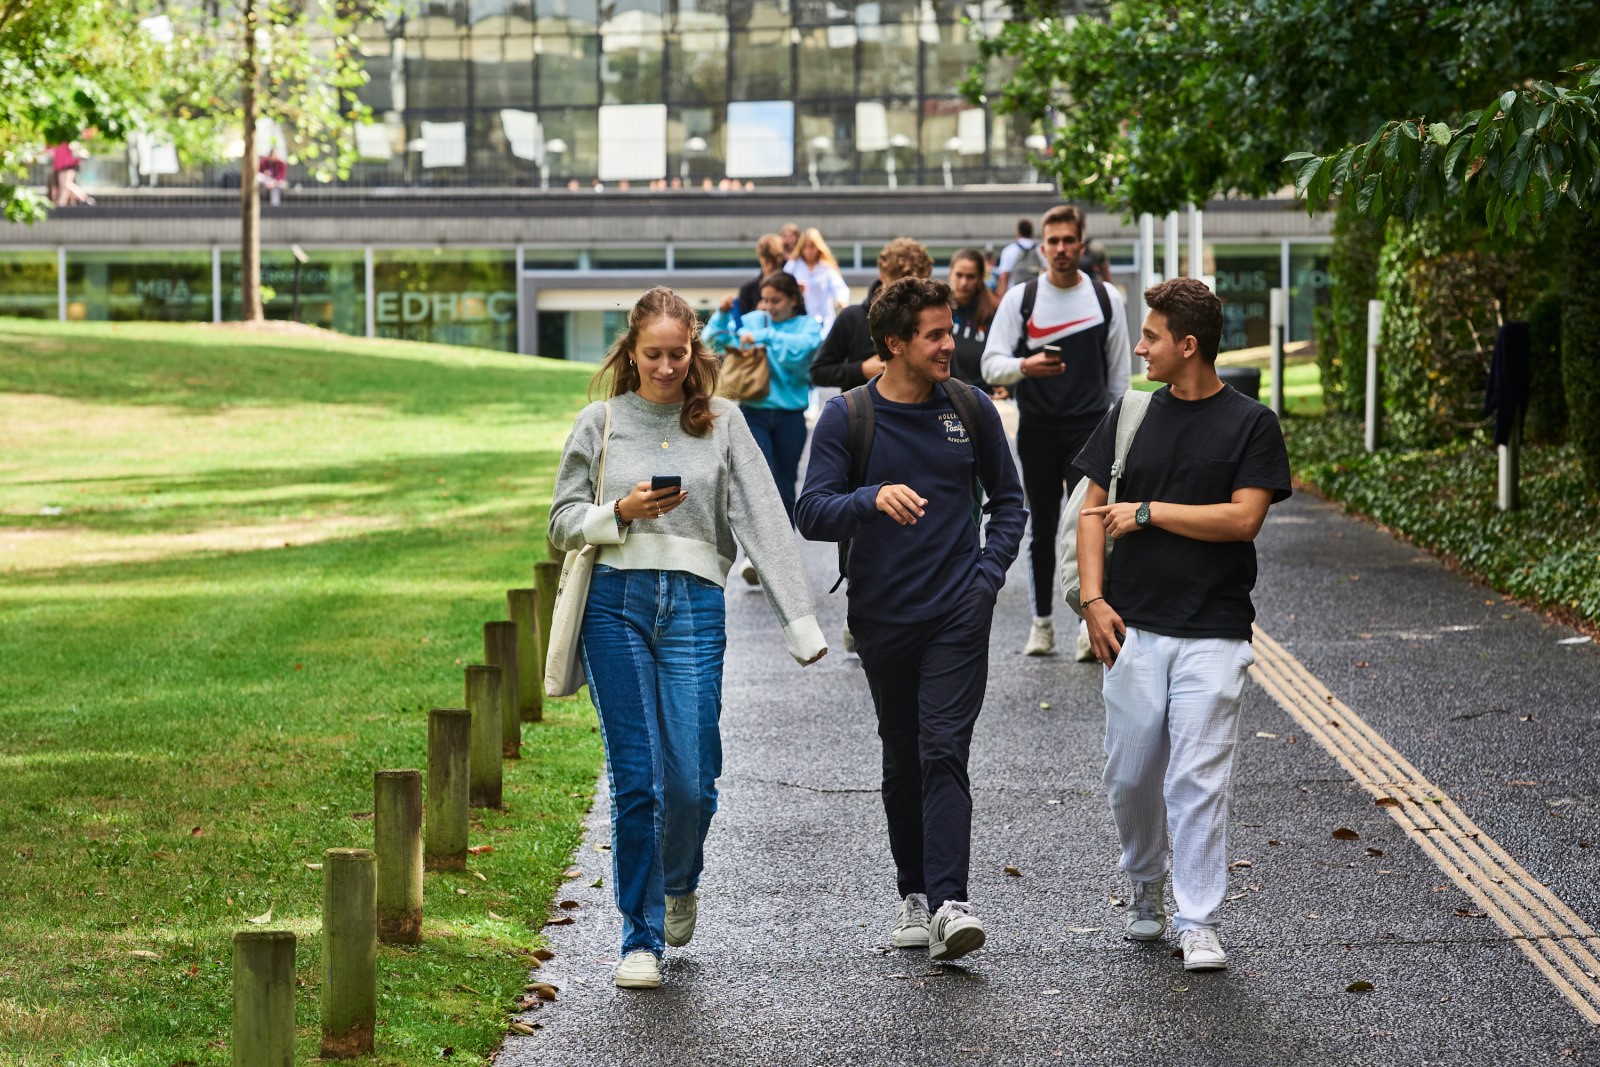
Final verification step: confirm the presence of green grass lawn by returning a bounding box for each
[0,319,605,1064]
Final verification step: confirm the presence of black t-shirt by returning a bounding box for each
[736,272,764,319]
[1072,384,1292,640]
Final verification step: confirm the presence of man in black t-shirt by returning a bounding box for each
[1072,278,1291,975]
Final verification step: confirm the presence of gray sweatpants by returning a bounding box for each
[1101,627,1254,932]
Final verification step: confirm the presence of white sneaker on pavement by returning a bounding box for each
[1179,927,1228,971]
[928,900,986,961]
[613,950,663,988]
[1023,618,1055,656]
[1125,876,1167,941]
[1075,619,1096,662]
[890,892,930,949]
[665,892,698,947]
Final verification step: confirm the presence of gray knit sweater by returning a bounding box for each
[548,391,826,664]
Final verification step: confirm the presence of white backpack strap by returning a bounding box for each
[592,403,608,508]
[1106,390,1152,507]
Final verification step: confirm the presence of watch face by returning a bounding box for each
[1135,503,1150,527]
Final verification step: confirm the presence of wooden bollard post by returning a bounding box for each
[374,769,423,945]
[546,535,561,563]
[484,621,521,759]
[321,848,376,1058]
[231,929,295,1067]
[506,588,544,723]
[533,560,561,692]
[425,708,471,871]
[466,665,503,809]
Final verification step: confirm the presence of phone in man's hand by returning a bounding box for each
[1042,344,1064,364]
[650,475,682,493]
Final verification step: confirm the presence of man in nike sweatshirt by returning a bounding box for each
[980,203,1131,659]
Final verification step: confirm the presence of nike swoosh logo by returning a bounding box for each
[1026,315,1094,340]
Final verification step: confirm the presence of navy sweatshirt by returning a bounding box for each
[795,379,1028,624]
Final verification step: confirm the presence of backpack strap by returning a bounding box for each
[1088,272,1113,328]
[1107,390,1152,507]
[1011,278,1040,360]
[940,379,987,525]
[832,384,877,593]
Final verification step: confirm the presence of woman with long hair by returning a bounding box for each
[784,226,851,334]
[948,248,1000,392]
[704,271,822,531]
[549,286,827,990]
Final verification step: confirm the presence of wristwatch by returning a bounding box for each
[1134,502,1151,529]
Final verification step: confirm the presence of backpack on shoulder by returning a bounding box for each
[1007,239,1041,288]
[1058,390,1152,616]
[831,379,987,593]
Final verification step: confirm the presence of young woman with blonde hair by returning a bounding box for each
[549,286,827,990]
[784,226,851,334]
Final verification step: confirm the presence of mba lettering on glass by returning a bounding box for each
[374,290,516,325]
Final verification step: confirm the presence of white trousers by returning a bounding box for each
[1102,627,1253,932]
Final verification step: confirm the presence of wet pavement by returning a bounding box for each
[501,487,1600,1067]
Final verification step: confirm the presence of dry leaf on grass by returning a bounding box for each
[245,908,273,925]
[468,845,494,856]
[129,950,161,960]
[488,910,507,921]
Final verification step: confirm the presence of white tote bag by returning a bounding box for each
[1059,390,1151,616]
[544,402,611,698]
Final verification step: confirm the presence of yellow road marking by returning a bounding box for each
[1251,625,1600,1025]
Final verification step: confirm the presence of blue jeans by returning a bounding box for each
[740,406,807,523]
[580,565,727,957]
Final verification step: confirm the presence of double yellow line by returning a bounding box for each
[1250,625,1600,1024]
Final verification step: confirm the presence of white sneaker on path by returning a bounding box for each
[614,950,662,989]
[928,900,986,961]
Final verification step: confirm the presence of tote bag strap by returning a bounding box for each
[593,401,612,506]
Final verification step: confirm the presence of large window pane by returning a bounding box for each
[858,20,916,96]
[409,36,469,109]
[673,245,752,269]
[1210,243,1279,353]
[409,111,472,184]
[729,0,792,29]
[797,100,855,184]
[920,99,964,181]
[922,20,978,94]
[539,106,600,182]
[729,29,791,99]
[600,30,664,104]
[534,0,598,33]
[0,252,58,319]
[538,33,599,105]
[372,248,518,351]
[666,30,728,103]
[795,0,853,25]
[472,33,534,107]
[673,0,729,31]
[1288,243,1332,342]
[221,248,367,336]
[854,101,916,186]
[797,24,855,98]
[65,251,212,323]
[355,32,397,112]
[669,104,726,185]
[471,109,535,184]
[589,247,668,269]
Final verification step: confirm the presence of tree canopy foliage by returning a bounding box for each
[969,0,1600,218]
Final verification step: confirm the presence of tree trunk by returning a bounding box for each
[239,0,262,323]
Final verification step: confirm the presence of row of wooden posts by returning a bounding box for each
[232,549,567,1064]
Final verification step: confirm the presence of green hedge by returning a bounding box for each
[1525,291,1566,443]
[1287,415,1600,626]
[1561,213,1600,491]
[1316,200,1381,415]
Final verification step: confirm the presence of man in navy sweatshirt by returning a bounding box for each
[796,277,1027,962]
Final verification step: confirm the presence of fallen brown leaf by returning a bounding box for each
[1229,859,1253,870]
[527,982,559,1001]
[1374,797,1402,808]
[468,845,495,856]
[533,948,556,961]
[129,949,161,961]
[1346,980,1374,992]
[543,915,574,926]
[1365,847,1384,857]
[1332,827,1360,840]
[509,1021,538,1035]
[1004,865,1023,877]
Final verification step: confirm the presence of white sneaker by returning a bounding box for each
[739,558,759,586]
[890,892,930,949]
[665,892,697,947]
[1125,876,1167,941]
[1023,618,1055,656]
[1179,927,1228,971]
[928,900,986,961]
[1075,619,1096,662]
[613,950,662,989]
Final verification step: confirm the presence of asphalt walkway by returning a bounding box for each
[501,483,1600,1067]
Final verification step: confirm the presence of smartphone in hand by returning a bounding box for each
[650,475,682,493]
[1042,344,1064,364]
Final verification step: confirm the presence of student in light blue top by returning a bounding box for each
[704,270,823,525]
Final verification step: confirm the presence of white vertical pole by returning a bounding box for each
[1365,299,1383,453]
[514,243,525,355]
[212,246,222,323]
[1280,240,1292,339]
[1188,203,1205,287]
[57,247,67,321]
[1268,288,1286,416]
[1138,212,1156,333]
[364,246,375,339]
[1164,211,1179,281]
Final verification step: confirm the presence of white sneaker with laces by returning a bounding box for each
[1075,619,1096,662]
[890,892,930,948]
[928,900,986,961]
[613,950,662,988]
[1179,927,1228,971]
[1125,876,1167,941]
[1023,618,1055,656]
[665,892,698,947]
[739,558,759,585]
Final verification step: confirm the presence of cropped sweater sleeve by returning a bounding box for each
[548,401,631,551]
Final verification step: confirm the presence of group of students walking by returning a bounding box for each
[548,204,1291,990]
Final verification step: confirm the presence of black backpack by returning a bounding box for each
[830,379,988,593]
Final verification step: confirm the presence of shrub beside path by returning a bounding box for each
[501,492,1600,1066]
